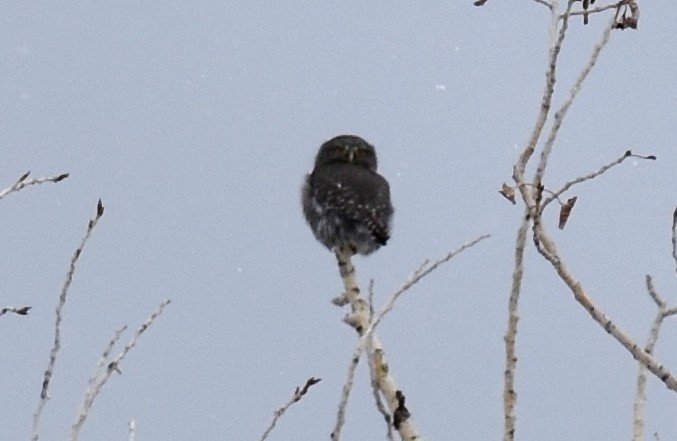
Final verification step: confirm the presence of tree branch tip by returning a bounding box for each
[96,199,105,217]
[627,151,656,161]
[18,171,31,182]
[1,305,32,316]
[297,377,321,397]
[54,172,70,182]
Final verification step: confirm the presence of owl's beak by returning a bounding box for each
[347,147,356,163]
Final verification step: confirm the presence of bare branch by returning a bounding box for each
[533,0,555,9]
[645,275,666,309]
[332,235,490,440]
[365,234,490,337]
[541,150,655,211]
[532,221,677,393]
[665,307,677,318]
[533,11,616,191]
[74,325,127,437]
[672,206,677,280]
[0,305,31,317]
[514,0,575,186]
[331,348,362,441]
[333,247,370,333]
[633,275,677,441]
[32,200,105,441]
[128,420,136,441]
[366,335,395,441]
[344,235,487,439]
[0,171,69,202]
[369,344,416,438]
[332,250,423,441]
[503,215,530,441]
[364,281,394,439]
[71,299,171,441]
[260,377,321,441]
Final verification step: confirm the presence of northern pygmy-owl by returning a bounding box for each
[302,135,393,255]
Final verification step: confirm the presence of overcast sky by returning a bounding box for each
[1,2,676,440]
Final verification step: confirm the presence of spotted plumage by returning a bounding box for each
[302,135,393,255]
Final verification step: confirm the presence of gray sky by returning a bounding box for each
[1,2,676,440]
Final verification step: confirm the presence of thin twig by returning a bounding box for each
[0,171,69,201]
[532,220,677,392]
[514,0,574,186]
[71,299,171,441]
[364,234,490,337]
[540,150,655,211]
[645,275,665,309]
[260,377,321,441]
[128,420,136,441]
[32,200,105,441]
[77,326,128,431]
[0,305,32,317]
[633,275,677,441]
[367,279,376,322]
[534,8,616,191]
[671,207,677,280]
[358,236,488,440]
[533,0,555,9]
[332,348,362,441]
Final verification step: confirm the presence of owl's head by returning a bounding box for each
[315,135,378,171]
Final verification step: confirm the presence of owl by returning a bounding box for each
[302,135,393,255]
